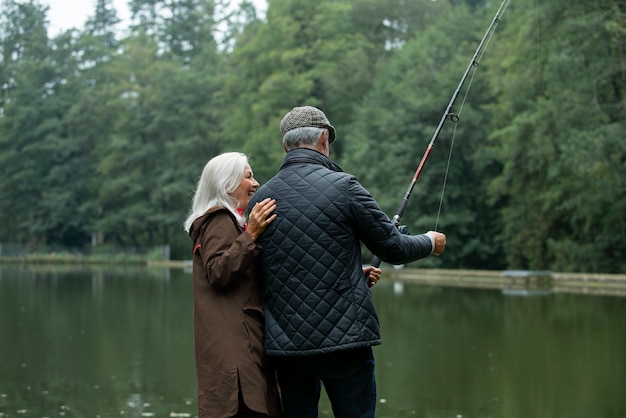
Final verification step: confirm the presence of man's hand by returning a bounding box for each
[426,231,446,256]
[363,266,382,288]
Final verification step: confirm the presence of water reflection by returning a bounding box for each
[372,280,626,418]
[1,266,625,418]
[0,265,195,417]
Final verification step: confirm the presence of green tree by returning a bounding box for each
[219,0,432,181]
[344,2,505,269]
[0,0,80,245]
[486,0,626,272]
[129,0,219,62]
[88,30,221,255]
[58,0,125,247]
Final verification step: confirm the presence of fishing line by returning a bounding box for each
[369,0,511,268]
[434,2,509,230]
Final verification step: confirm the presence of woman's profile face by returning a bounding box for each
[230,164,259,210]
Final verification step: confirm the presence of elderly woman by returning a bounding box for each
[184,152,281,418]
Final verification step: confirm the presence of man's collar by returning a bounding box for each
[280,148,343,172]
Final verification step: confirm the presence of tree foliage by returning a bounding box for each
[0,0,624,271]
[485,0,626,272]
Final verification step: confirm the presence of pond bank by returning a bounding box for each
[388,268,626,297]
[3,258,625,297]
[148,261,626,297]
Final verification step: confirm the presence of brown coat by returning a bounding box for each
[189,206,282,418]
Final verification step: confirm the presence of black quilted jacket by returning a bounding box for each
[249,148,434,356]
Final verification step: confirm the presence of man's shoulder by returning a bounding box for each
[250,181,277,205]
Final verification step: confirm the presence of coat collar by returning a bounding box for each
[279,148,343,173]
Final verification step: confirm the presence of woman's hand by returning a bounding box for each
[363,266,382,288]
[246,198,277,241]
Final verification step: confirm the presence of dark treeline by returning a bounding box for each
[0,0,624,272]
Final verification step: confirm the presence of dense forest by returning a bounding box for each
[0,0,624,272]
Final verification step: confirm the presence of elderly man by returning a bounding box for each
[249,106,446,418]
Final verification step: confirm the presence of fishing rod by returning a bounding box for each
[372,0,510,268]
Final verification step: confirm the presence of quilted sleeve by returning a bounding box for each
[347,178,433,265]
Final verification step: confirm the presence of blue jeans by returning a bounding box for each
[273,347,376,418]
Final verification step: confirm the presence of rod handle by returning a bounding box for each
[371,257,382,268]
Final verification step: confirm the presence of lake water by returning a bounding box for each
[1,265,625,417]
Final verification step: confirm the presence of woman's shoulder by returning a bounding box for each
[189,207,237,239]
[199,207,237,227]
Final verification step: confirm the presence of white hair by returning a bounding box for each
[183,152,248,232]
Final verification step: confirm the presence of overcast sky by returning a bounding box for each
[44,0,267,36]
[45,0,130,35]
